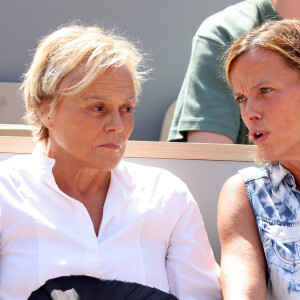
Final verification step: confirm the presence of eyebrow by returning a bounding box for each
[233,79,272,96]
[250,79,271,90]
[81,94,136,102]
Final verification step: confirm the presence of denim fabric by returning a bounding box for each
[239,163,300,300]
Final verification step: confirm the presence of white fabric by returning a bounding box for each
[0,144,221,300]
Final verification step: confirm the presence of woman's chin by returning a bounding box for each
[259,148,279,163]
[90,160,120,172]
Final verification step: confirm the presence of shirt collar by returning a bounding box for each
[31,142,135,201]
[99,161,136,232]
[31,142,56,169]
[269,162,295,191]
[31,142,67,196]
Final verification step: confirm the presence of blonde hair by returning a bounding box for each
[22,24,146,142]
[224,19,300,163]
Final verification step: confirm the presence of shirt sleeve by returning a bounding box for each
[166,183,221,300]
[168,34,241,143]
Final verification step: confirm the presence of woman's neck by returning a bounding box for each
[44,141,112,236]
[53,163,111,200]
[45,141,111,200]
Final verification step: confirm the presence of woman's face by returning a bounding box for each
[45,65,136,172]
[230,49,300,167]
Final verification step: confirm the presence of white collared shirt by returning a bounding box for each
[0,145,221,300]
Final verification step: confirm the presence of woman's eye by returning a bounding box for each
[261,87,272,94]
[236,96,247,104]
[123,106,134,113]
[93,106,103,112]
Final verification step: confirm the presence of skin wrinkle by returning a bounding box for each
[42,65,136,235]
[230,49,300,174]
[48,66,135,194]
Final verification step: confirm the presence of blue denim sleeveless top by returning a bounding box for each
[239,163,300,300]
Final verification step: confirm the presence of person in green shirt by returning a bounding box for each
[168,0,299,144]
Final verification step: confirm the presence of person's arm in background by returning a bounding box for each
[188,131,234,144]
[218,174,267,300]
[167,34,242,144]
[168,0,277,145]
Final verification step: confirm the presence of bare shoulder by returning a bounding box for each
[218,175,267,299]
[218,174,249,219]
[218,173,256,242]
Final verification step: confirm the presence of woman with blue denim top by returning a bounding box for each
[218,20,300,300]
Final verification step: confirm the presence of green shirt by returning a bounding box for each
[168,0,280,143]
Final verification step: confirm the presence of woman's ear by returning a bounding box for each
[38,101,54,130]
[41,114,54,130]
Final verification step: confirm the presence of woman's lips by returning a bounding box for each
[99,143,121,150]
[250,130,270,145]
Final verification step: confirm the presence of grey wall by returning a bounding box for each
[0,0,240,140]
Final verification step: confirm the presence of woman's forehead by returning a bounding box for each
[60,65,132,90]
[60,65,87,89]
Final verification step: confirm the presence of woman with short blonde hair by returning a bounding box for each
[22,25,144,142]
[0,24,221,300]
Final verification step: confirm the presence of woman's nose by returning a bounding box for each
[104,112,124,133]
[241,98,262,124]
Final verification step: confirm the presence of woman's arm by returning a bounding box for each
[218,174,267,300]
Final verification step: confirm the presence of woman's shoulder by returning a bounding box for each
[120,160,184,184]
[0,154,33,178]
[220,173,247,205]
[218,173,258,244]
[238,164,270,183]
[118,160,193,200]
